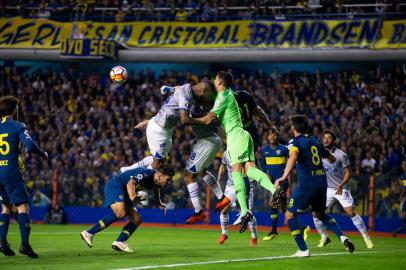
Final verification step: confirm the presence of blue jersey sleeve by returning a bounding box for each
[16,122,46,157]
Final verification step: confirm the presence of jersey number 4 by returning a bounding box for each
[0,133,10,155]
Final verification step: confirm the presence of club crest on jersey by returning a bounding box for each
[119,195,124,199]
[276,150,281,155]
[137,174,143,180]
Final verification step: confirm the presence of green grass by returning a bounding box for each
[1,224,405,270]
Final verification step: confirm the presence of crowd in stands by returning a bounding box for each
[1,0,405,21]
[0,63,404,217]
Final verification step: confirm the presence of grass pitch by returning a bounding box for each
[1,224,405,270]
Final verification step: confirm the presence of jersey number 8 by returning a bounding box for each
[310,146,320,165]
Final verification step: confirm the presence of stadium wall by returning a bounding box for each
[28,206,403,233]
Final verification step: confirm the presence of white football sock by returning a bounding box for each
[351,214,369,238]
[202,172,223,199]
[220,213,229,235]
[187,182,202,213]
[313,216,328,239]
[248,215,257,239]
[121,156,153,172]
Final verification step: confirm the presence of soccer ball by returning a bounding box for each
[110,66,127,83]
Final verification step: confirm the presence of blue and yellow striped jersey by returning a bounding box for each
[260,144,288,181]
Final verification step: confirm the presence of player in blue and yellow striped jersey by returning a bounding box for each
[393,159,406,237]
[274,115,354,257]
[0,96,48,258]
[261,127,289,240]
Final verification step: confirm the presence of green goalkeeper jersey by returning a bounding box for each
[210,89,243,134]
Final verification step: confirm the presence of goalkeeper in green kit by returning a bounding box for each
[194,71,283,233]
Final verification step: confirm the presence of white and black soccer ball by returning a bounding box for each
[110,66,128,83]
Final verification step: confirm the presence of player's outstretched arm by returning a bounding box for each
[184,111,216,125]
[18,124,47,159]
[135,119,149,129]
[253,106,272,128]
[153,186,166,214]
[275,150,298,187]
[217,164,226,186]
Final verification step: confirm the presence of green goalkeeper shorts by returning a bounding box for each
[227,127,255,165]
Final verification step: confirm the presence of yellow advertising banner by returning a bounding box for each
[0,17,404,49]
[375,20,406,49]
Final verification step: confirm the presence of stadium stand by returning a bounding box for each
[0,64,404,217]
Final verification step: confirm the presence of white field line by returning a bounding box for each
[110,251,387,270]
[8,232,119,235]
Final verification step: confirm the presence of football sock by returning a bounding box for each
[187,182,202,213]
[249,216,257,238]
[121,156,153,172]
[116,222,138,242]
[232,171,248,216]
[246,167,276,194]
[18,213,31,246]
[351,214,369,238]
[220,213,229,235]
[271,208,279,234]
[288,217,307,251]
[313,216,328,239]
[0,213,10,243]
[321,214,345,241]
[203,172,223,200]
[88,210,118,235]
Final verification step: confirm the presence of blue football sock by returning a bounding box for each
[288,217,307,251]
[0,213,10,242]
[87,210,118,235]
[18,213,31,246]
[270,208,279,233]
[116,222,138,242]
[321,214,343,238]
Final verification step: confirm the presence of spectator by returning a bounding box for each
[45,204,66,224]
[32,190,52,207]
[37,7,51,19]
[175,6,188,21]
[362,152,377,173]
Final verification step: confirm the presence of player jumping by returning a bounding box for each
[0,96,48,258]
[80,166,174,252]
[217,150,257,245]
[313,130,374,249]
[275,115,355,257]
[193,71,282,233]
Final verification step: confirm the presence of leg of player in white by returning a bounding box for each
[120,118,173,173]
[313,188,373,249]
[184,136,228,224]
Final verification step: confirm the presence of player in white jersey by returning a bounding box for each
[184,104,230,224]
[120,82,230,220]
[120,81,214,171]
[217,151,257,246]
[313,130,374,249]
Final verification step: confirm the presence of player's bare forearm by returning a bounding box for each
[180,111,209,126]
[280,151,298,180]
[338,167,351,188]
[153,187,164,206]
[253,106,272,128]
[194,112,216,125]
[127,180,137,201]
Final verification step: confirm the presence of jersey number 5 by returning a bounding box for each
[310,146,320,165]
[0,134,10,155]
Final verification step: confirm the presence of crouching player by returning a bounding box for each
[80,166,174,252]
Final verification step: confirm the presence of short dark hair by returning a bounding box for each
[323,129,336,141]
[289,114,308,134]
[157,165,175,178]
[202,79,215,93]
[269,126,279,136]
[0,96,20,117]
[217,71,233,88]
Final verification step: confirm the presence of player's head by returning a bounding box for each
[289,114,308,136]
[402,159,406,171]
[0,95,20,117]
[267,126,279,145]
[323,129,336,148]
[214,71,233,92]
[154,165,175,186]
